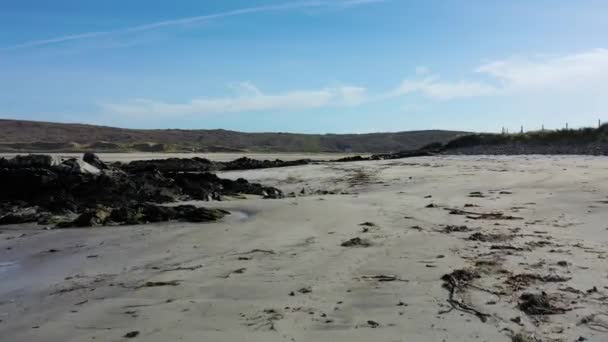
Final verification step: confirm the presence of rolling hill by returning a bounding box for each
[0,119,467,153]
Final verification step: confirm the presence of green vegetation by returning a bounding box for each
[445,124,608,149]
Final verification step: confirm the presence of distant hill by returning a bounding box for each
[0,119,467,153]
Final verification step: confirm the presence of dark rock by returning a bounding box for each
[222,157,310,171]
[335,155,368,162]
[177,205,228,222]
[83,152,109,170]
[0,154,279,227]
[140,204,178,223]
[1,154,56,168]
[122,157,215,173]
[109,206,143,225]
[62,204,228,227]
[367,320,380,328]
[63,207,112,228]
[124,331,140,338]
[0,207,40,225]
[168,172,283,200]
[340,237,372,247]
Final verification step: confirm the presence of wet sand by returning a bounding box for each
[2,155,608,341]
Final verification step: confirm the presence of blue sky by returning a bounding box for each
[1,0,607,133]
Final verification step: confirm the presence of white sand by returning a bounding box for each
[2,155,608,341]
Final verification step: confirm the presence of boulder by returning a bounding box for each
[55,158,100,174]
[83,152,109,170]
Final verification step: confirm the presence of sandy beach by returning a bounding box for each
[2,155,608,341]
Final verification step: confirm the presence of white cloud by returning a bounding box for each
[0,0,386,51]
[102,83,367,117]
[103,48,608,118]
[391,76,499,100]
[393,48,608,100]
[475,48,608,92]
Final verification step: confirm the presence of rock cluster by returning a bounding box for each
[0,154,283,227]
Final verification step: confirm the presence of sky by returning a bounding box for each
[1,0,607,133]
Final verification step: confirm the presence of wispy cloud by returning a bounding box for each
[391,76,500,100]
[101,48,608,118]
[1,0,386,51]
[102,82,367,118]
[475,48,608,92]
[393,48,608,100]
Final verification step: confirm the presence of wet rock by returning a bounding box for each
[122,157,215,173]
[0,154,278,226]
[178,205,228,222]
[222,157,310,171]
[335,155,368,162]
[169,172,282,200]
[60,204,228,227]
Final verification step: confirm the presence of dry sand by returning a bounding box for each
[2,155,608,341]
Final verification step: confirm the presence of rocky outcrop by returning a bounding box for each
[221,157,311,171]
[0,154,283,227]
[58,204,229,228]
[121,157,216,173]
[119,156,312,173]
[335,144,441,162]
